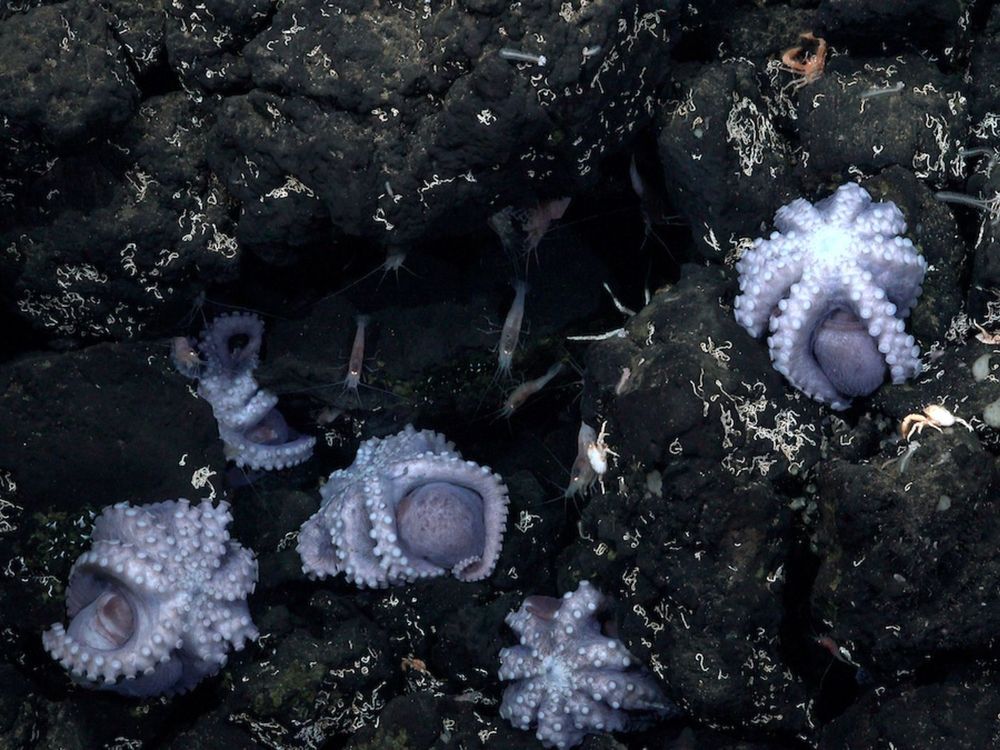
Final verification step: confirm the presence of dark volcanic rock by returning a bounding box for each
[797,56,969,187]
[206,0,681,255]
[961,157,1000,323]
[1,93,240,340]
[818,674,1000,749]
[1,0,998,747]
[0,340,222,512]
[345,692,540,750]
[0,339,224,643]
[561,474,809,735]
[816,0,969,58]
[0,0,139,151]
[164,0,275,95]
[229,597,395,747]
[657,59,797,263]
[811,428,999,677]
[262,227,610,425]
[557,264,821,734]
[873,336,1000,454]
[582,263,825,480]
[968,6,1000,131]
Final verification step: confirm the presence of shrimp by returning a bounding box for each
[489,199,571,271]
[381,249,411,282]
[497,280,528,378]
[170,336,203,377]
[320,248,418,302]
[344,314,369,403]
[501,362,563,417]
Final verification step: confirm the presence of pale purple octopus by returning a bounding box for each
[172,313,315,470]
[297,425,509,588]
[42,499,258,697]
[733,182,927,409]
[499,581,676,749]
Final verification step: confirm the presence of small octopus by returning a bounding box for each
[42,499,258,697]
[297,425,509,587]
[172,313,315,470]
[498,581,677,749]
[734,182,926,409]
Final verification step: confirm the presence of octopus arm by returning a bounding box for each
[856,235,926,317]
[734,239,807,337]
[767,279,854,408]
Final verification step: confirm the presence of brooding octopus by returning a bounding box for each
[42,499,258,697]
[734,182,926,409]
[297,425,509,587]
[499,581,676,749]
[172,313,315,470]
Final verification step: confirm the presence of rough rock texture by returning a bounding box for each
[1,93,239,339]
[796,56,969,187]
[967,5,1000,133]
[657,59,797,263]
[816,0,970,58]
[205,0,681,254]
[818,674,1000,749]
[2,0,1000,747]
[873,335,1000,451]
[557,265,818,734]
[0,341,222,512]
[811,428,999,677]
[581,263,825,479]
[0,0,139,150]
[963,157,1000,322]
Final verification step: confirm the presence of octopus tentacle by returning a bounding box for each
[734,236,807,337]
[774,197,822,233]
[297,426,509,588]
[735,182,925,409]
[854,234,926,316]
[846,274,922,383]
[43,499,258,697]
[199,312,264,376]
[767,279,853,408]
[499,581,677,749]
[172,314,315,471]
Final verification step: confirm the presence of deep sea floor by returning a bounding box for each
[2,0,1000,749]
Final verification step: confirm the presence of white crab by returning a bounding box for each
[899,405,973,441]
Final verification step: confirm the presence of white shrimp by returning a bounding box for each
[497,280,528,378]
[344,314,369,402]
[501,362,563,417]
[321,249,418,302]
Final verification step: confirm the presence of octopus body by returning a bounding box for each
[733,182,926,409]
[173,313,315,470]
[297,425,509,588]
[499,581,676,749]
[42,499,258,697]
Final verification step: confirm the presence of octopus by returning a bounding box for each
[42,499,258,697]
[498,581,676,749]
[297,425,509,587]
[734,182,927,409]
[172,313,315,470]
